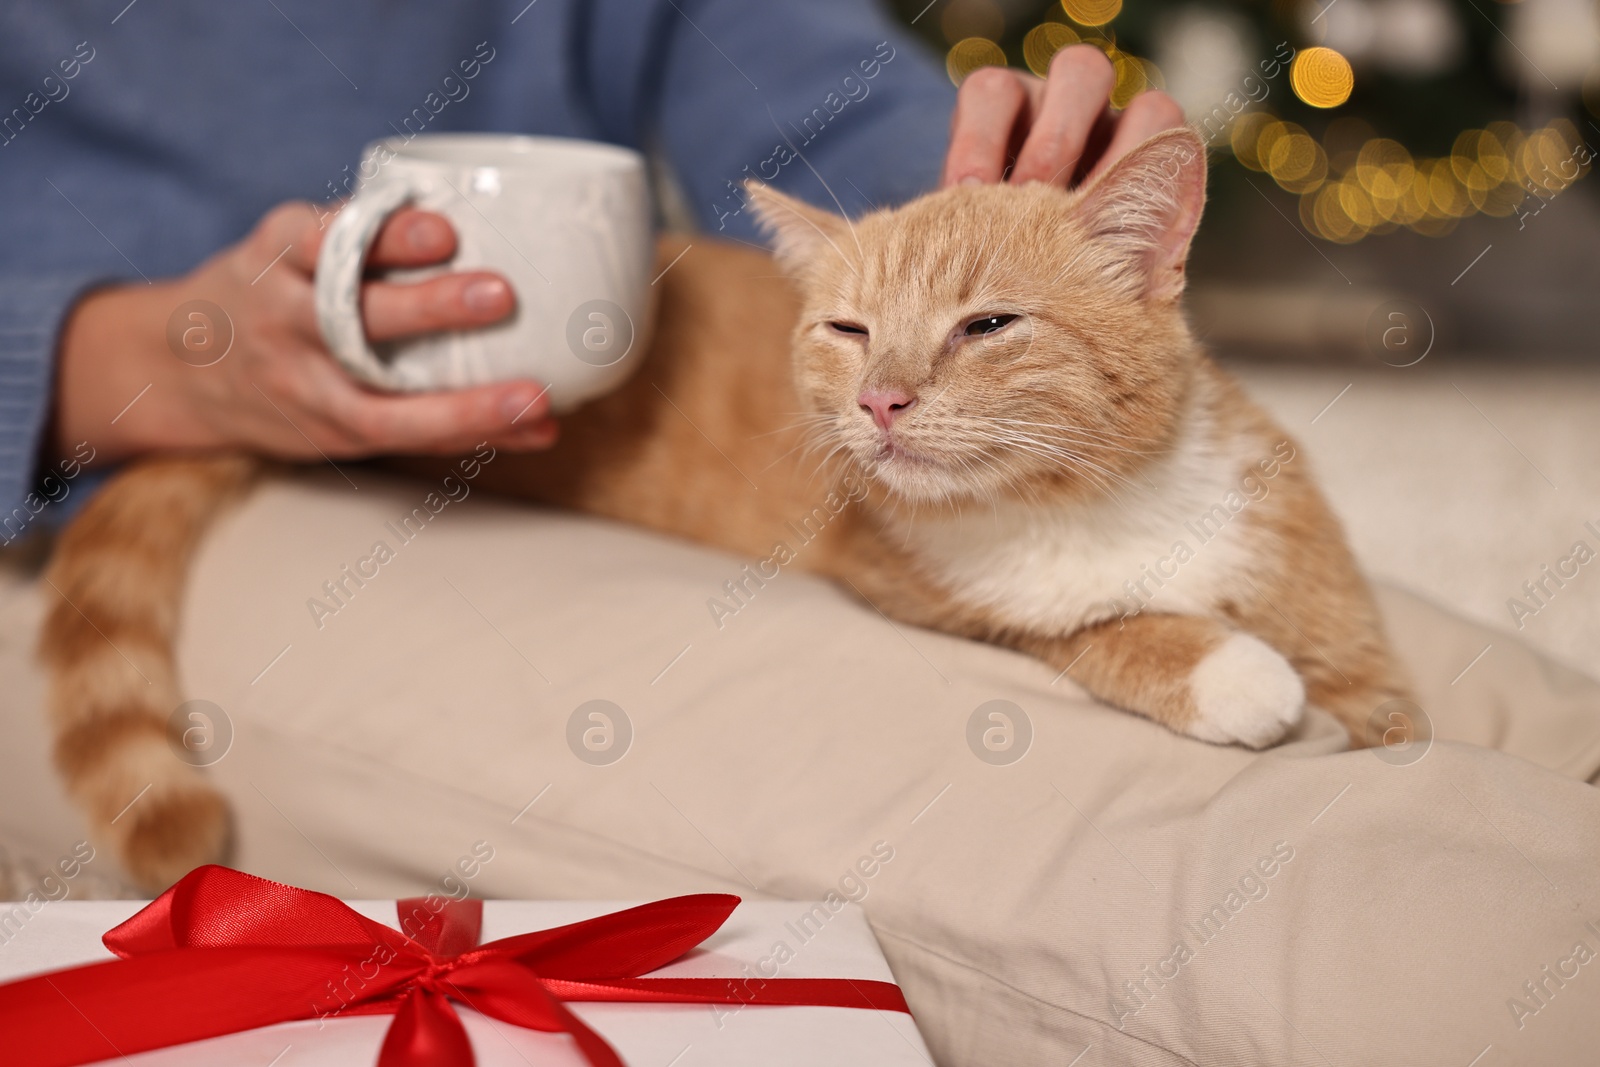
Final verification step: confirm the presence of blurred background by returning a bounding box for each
[889,0,1600,361]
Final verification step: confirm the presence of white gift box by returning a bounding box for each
[0,897,932,1066]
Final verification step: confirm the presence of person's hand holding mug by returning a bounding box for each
[53,200,560,467]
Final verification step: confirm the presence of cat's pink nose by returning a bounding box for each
[858,388,916,431]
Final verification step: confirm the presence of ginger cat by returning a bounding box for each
[40,130,1410,889]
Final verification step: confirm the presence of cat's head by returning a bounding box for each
[749,127,1207,507]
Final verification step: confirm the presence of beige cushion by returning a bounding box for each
[150,469,1600,1065]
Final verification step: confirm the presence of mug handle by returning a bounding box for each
[313,179,418,390]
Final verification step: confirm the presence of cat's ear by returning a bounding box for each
[745,182,850,273]
[1073,128,1207,303]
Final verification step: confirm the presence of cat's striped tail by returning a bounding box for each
[37,454,260,890]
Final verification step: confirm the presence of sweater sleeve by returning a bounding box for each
[589,0,956,242]
[0,274,104,543]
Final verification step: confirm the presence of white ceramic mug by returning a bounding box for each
[314,133,654,412]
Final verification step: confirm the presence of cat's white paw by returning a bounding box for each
[1186,633,1305,748]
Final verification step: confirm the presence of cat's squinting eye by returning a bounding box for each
[828,321,869,336]
[964,314,1019,337]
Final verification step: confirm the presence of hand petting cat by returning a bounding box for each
[941,44,1186,190]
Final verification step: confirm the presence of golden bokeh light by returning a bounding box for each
[1478,147,1513,187]
[1451,156,1490,193]
[992,13,1590,245]
[1290,47,1354,108]
[1476,182,1525,217]
[1393,167,1430,226]
[1427,160,1471,217]
[1520,120,1587,194]
[945,37,1008,85]
[1229,112,1277,171]
[1515,137,1547,192]
[1060,0,1122,28]
[1300,116,1589,241]
[1022,22,1079,76]
[1266,128,1327,193]
[1075,31,1116,55]
[1305,181,1364,243]
[1355,138,1415,222]
[1253,121,1292,174]
[1410,213,1458,238]
[1412,160,1447,219]
[1297,185,1325,237]
[1454,128,1522,216]
[1337,178,1378,229]
[1302,152,1467,242]
[1485,121,1524,164]
[1292,116,1595,242]
[1108,49,1147,108]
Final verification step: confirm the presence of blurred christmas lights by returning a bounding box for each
[938,1,1593,243]
[1289,46,1355,107]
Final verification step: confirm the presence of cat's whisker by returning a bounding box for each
[753,432,834,470]
[806,421,851,460]
[755,413,849,479]
[968,412,1152,439]
[1003,427,1158,456]
[1004,429,1158,456]
[951,416,1158,459]
[806,438,854,486]
[758,432,832,476]
[1006,436,1142,494]
[980,416,1166,450]
[979,429,1140,510]
[957,422,1166,487]
[747,413,835,441]
[975,425,1156,459]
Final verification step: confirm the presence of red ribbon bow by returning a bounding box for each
[0,865,909,1067]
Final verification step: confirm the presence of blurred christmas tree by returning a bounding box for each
[889,0,1598,244]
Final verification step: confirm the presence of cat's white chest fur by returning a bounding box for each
[896,414,1268,635]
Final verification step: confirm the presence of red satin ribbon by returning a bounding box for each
[0,865,909,1067]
